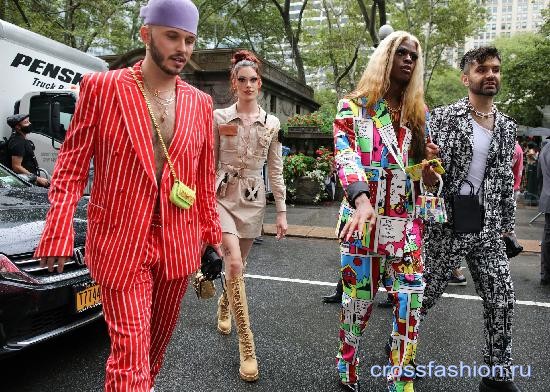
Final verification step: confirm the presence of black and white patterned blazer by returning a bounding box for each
[429,97,517,236]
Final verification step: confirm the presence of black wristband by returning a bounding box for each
[346,181,371,209]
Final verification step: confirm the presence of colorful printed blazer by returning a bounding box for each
[334,98,429,257]
[34,62,222,290]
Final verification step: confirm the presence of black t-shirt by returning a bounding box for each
[7,132,39,175]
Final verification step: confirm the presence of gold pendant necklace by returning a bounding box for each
[143,78,176,113]
[386,101,402,123]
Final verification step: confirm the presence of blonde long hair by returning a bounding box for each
[348,31,426,161]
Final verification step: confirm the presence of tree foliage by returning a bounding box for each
[390,0,486,93]
[196,0,285,60]
[424,66,466,109]
[302,0,369,94]
[356,0,387,44]
[268,0,309,83]
[494,31,550,126]
[2,0,145,53]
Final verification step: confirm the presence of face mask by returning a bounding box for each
[20,125,32,134]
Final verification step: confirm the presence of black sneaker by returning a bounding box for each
[378,293,394,308]
[339,381,360,392]
[479,377,521,392]
[448,276,467,286]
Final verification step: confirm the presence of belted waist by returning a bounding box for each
[216,164,263,199]
[218,164,261,178]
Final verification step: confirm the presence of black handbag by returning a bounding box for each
[453,180,484,233]
[200,246,223,280]
[193,246,223,299]
[503,234,523,258]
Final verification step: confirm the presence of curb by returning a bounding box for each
[262,224,541,254]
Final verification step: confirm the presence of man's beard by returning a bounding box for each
[469,79,500,96]
[149,37,182,77]
[20,125,32,134]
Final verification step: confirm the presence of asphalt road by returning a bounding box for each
[2,236,549,392]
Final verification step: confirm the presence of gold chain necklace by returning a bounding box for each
[130,69,178,182]
[385,100,402,123]
[143,79,175,101]
[150,97,173,123]
[143,78,175,122]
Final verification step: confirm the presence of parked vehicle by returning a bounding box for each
[0,163,101,356]
[0,18,107,182]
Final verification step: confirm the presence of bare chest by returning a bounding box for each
[150,102,176,183]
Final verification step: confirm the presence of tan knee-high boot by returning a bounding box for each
[217,289,231,335]
[226,275,258,382]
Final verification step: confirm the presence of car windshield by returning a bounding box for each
[0,165,30,189]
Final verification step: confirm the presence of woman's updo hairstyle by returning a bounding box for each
[230,50,261,81]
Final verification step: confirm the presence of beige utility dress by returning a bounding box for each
[214,104,286,238]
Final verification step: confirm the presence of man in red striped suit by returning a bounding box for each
[34,0,222,390]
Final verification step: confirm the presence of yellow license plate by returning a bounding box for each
[75,284,101,312]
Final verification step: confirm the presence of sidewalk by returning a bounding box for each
[263,201,542,253]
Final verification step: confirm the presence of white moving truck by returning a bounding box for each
[0,19,108,178]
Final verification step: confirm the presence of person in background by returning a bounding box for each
[448,267,467,286]
[537,138,550,286]
[512,141,524,201]
[6,114,50,187]
[525,141,538,165]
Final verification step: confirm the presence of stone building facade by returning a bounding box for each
[102,48,319,123]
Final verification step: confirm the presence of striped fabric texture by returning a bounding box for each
[34,62,222,291]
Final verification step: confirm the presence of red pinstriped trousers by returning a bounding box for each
[100,215,189,392]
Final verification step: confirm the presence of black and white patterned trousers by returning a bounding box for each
[421,226,515,381]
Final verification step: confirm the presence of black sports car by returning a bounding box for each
[0,164,102,356]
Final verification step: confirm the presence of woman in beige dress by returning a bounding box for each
[213,50,288,382]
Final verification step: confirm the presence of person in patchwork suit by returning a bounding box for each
[332,31,437,392]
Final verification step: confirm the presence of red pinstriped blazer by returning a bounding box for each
[34,62,222,291]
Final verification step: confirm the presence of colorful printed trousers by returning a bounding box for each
[422,226,515,381]
[337,243,425,385]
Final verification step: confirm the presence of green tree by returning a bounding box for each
[302,0,387,95]
[390,0,486,94]
[425,66,466,108]
[314,88,338,110]
[494,32,550,126]
[268,0,309,83]
[356,0,387,45]
[3,0,144,52]
[540,6,550,37]
[196,0,286,64]
[302,0,367,94]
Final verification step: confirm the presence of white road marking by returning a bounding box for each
[244,273,550,308]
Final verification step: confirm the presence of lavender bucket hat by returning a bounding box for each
[140,0,199,35]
